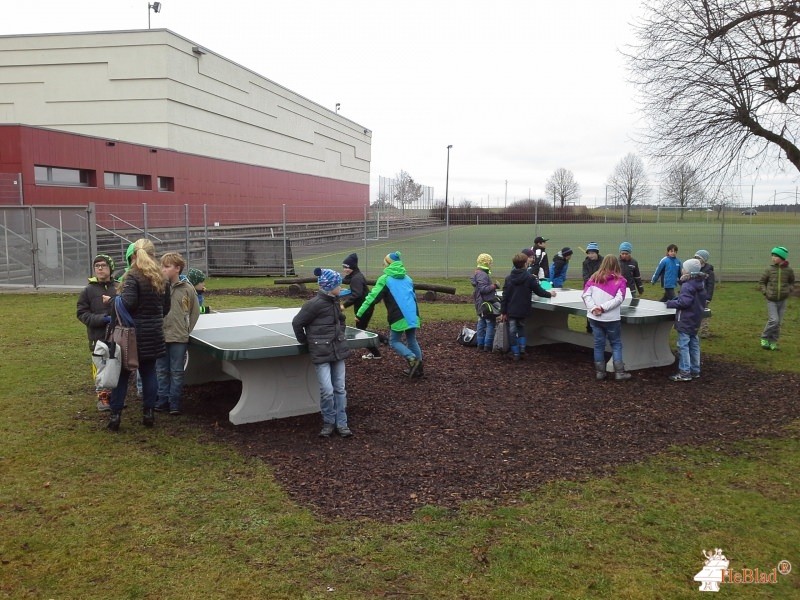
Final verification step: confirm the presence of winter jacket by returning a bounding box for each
[342,268,369,310]
[549,254,570,288]
[582,256,601,283]
[619,255,644,294]
[700,262,716,302]
[530,247,549,280]
[356,260,420,332]
[116,271,171,361]
[582,274,628,322]
[651,255,683,289]
[77,277,117,348]
[758,261,795,302]
[163,279,200,343]
[666,273,708,334]
[292,291,352,364]
[501,267,553,319]
[470,267,499,316]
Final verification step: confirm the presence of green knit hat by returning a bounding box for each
[771,246,788,260]
[93,254,115,272]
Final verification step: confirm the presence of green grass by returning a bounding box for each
[284,220,797,281]
[1,284,797,598]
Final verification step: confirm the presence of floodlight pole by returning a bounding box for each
[445,144,452,278]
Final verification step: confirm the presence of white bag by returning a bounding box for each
[93,341,121,390]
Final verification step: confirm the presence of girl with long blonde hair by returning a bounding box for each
[108,238,170,431]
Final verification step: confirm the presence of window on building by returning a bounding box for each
[34,165,94,186]
[104,172,149,190]
[157,176,175,192]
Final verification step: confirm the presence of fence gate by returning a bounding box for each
[0,206,95,288]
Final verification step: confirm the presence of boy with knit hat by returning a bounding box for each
[292,267,353,437]
[77,254,118,411]
[356,251,423,378]
[693,250,715,338]
[341,252,383,359]
[470,253,501,351]
[758,246,795,351]
[186,268,211,314]
[549,247,574,288]
[618,242,644,298]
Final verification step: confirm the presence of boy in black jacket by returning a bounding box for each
[500,252,556,360]
[77,254,118,411]
[341,252,382,359]
[292,268,353,438]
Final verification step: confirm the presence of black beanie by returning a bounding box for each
[342,252,358,269]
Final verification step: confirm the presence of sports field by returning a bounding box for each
[296,220,798,281]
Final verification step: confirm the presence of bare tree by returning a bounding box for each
[545,168,581,208]
[392,170,423,212]
[627,0,800,183]
[607,153,650,218]
[661,163,706,219]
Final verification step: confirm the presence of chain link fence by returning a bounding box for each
[1,199,796,287]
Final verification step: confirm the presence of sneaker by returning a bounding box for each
[154,404,169,413]
[319,423,335,438]
[337,426,353,438]
[362,352,382,360]
[406,357,421,378]
[760,338,770,349]
[669,373,693,382]
[768,342,778,351]
[96,391,111,412]
[169,408,181,416]
[512,354,521,362]
[692,373,701,379]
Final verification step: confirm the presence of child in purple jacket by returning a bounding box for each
[665,258,708,381]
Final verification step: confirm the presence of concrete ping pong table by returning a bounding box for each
[183,307,378,424]
[524,289,685,372]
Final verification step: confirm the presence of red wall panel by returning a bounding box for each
[0,125,369,227]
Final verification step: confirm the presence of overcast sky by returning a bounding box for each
[6,0,799,206]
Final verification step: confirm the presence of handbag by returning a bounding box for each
[457,326,478,346]
[492,321,510,353]
[480,299,501,318]
[93,340,121,389]
[111,297,139,371]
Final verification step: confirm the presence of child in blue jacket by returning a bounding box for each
[651,244,682,301]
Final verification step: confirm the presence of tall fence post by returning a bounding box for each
[718,205,726,283]
[143,203,148,239]
[282,204,287,277]
[203,204,209,273]
[184,204,190,264]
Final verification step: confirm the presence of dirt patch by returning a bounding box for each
[181,319,800,522]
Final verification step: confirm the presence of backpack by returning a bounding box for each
[457,326,478,346]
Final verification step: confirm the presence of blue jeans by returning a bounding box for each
[389,328,422,361]
[314,360,348,427]
[475,315,496,348]
[156,342,188,410]
[676,330,701,375]
[111,359,157,412]
[507,318,526,353]
[590,320,623,363]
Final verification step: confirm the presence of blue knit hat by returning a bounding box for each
[619,242,633,253]
[586,242,600,253]
[384,251,401,265]
[314,267,342,292]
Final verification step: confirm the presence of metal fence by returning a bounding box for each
[0,201,795,287]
